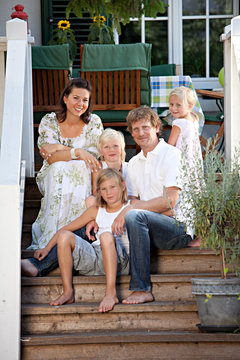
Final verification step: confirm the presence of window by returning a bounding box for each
[119,0,239,88]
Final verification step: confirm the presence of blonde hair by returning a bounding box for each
[126,106,161,135]
[97,128,126,162]
[169,86,196,108]
[96,168,128,208]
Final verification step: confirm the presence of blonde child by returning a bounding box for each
[44,168,130,312]
[168,86,202,247]
[168,86,203,171]
[85,128,132,208]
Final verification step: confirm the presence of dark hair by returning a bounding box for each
[56,78,94,123]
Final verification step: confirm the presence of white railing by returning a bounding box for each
[0,19,34,360]
[221,16,240,160]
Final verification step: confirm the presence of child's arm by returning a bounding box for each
[168,125,181,146]
[34,206,98,261]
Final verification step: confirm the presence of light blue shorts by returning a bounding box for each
[72,234,129,276]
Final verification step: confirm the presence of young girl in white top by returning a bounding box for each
[85,128,131,208]
[168,86,203,172]
[168,86,202,247]
[43,168,129,312]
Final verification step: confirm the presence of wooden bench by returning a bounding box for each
[80,44,141,128]
[32,68,70,113]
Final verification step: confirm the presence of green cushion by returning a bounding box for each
[93,110,128,123]
[151,64,176,76]
[32,44,70,70]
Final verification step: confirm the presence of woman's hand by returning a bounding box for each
[40,144,69,161]
[75,148,101,172]
[34,248,49,261]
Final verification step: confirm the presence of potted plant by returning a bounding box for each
[48,19,77,66]
[181,141,240,332]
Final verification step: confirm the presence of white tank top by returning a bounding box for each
[94,201,130,254]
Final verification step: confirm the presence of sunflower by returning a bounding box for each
[58,20,70,31]
[100,16,106,23]
[93,16,98,23]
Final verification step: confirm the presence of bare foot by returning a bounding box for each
[98,294,119,313]
[21,259,38,277]
[122,291,154,304]
[188,235,201,248]
[49,290,75,306]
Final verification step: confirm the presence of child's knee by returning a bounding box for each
[100,232,115,246]
[57,230,75,247]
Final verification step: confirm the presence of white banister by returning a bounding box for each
[221,16,240,160]
[0,37,7,141]
[0,18,33,360]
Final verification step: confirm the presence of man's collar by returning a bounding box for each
[138,138,164,159]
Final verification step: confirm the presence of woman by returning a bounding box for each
[28,78,103,250]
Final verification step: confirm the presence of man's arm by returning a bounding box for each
[112,186,180,235]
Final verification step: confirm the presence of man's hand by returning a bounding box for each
[112,205,133,236]
[34,248,49,261]
[86,220,98,241]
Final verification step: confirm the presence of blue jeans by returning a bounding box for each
[28,227,95,276]
[125,209,192,292]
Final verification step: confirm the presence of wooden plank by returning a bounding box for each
[97,72,102,105]
[119,71,124,104]
[36,69,43,105]
[131,70,135,104]
[136,69,141,107]
[41,69,48,105]
[114,71,118,104]
[102,71,107,105]
[53,70,59,104]
[109,72,113,104]
[48,71,54,105]
[58,70,64,102]
[125,71,130,104]
[91,72,96,105]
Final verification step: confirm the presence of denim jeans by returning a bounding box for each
[28,226,95,276]
[125,209,192,292]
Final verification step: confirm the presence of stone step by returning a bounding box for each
[21,247,222,275]
[21,301,199,335]
[21,273,219,304]
[21,330,240,360]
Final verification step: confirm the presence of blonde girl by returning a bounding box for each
[168,86,203,171]
[36,168,130,312]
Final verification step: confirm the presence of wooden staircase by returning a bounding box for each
[21,178,240,359]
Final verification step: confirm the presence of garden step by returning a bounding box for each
[21,301,199,335]
[21,248,222,275]
[21,273,219,304]
[21,330,240,360]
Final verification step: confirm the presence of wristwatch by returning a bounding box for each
[70,148,79,159]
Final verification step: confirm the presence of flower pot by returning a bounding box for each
[191,278,240,328]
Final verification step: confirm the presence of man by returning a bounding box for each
[111,106,196,304]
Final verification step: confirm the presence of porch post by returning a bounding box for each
[224,16,240,160]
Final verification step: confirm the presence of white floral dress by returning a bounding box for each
[29,112,103,250]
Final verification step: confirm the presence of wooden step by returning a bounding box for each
[24,177,42,200]
[23,200,41,223]
[21,301,199,335]
[21,330,240,360]
[21,247,222,274]
[21,273,219,305]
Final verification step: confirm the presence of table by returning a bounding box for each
[150,75,205,134]
[196,89,224,154]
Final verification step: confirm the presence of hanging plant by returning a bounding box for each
[66,0,167,35]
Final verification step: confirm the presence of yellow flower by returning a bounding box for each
[100,16,106,23]
[58,20,70,31]
[93,16,98,23]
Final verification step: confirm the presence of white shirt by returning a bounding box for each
[94,202,130,253]
[127,139,188,228]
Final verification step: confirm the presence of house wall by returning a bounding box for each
[0,0,41,45]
